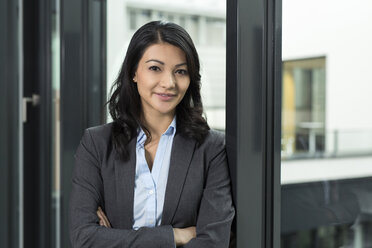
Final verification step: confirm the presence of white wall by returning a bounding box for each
[107,0,129,97]
[283,0,372,152]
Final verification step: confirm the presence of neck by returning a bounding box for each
[141,110,175,139]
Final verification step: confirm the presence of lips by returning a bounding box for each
[155,93,176,101]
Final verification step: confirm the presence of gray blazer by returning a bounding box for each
[69,123,235,248]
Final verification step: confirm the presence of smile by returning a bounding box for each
[155,93,176,101]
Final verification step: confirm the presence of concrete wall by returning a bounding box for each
[282,0,372,153]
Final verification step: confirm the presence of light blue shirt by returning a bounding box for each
[132,117,176,230]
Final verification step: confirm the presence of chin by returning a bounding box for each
[154,104,177,115]
[155,108,176,116]
[157,110,175,116]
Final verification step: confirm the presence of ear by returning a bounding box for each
[133,73,137,83]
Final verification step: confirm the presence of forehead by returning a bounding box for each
[140,43,187,64]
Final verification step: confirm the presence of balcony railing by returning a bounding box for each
[282,129,372,160]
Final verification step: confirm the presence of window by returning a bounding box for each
[282,57,326,158]
[281,0,372,246]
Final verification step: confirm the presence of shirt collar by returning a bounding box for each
[165,116,177,135]
[137,116,177,147]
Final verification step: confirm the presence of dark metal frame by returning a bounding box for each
[22,0,53,247]
[1,0,107,247]
[226,0,282,247]
[60,0,107,247]
[0,0,21,247]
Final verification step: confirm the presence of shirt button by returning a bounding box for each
[149,190,154,195]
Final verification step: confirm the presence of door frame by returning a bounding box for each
[226,0,282,247]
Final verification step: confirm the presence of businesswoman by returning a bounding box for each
[69,21,235,247]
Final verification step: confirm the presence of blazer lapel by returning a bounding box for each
[114,138,136,229]
[161,133,196,225]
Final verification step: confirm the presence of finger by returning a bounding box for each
[98,212,109,228]
[97,210,103,221]
[102,220,109,228]
[97,209,109,227]
[97,209,104,220]
[100,210,112,228]
[98,207,111,228]
[97,211,106,225]
[103,216,111,228]
[98,207,105,217]
[97,208,106,219]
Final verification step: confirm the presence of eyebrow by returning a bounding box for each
[145,59,187,67]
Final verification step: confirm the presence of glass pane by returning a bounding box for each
[106,0,226,130]
[51,0,61,247]
[88,0,106,125]
[281,0,372,247]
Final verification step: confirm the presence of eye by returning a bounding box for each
[149,66,161,72]
[176,69,188,75]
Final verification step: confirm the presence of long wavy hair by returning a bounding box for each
[108,21,210,161]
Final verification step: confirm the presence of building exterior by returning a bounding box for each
[282,0,372,158]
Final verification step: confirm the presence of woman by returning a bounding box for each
[69,21,235,248]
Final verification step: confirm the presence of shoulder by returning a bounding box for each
[85,122,113,142]
[203,129,225,146]
[197,129,226,157]
[78,122,113,161]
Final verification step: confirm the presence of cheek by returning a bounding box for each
[136,83,144,96]
[135,68,156,92]
[136,78,153,95]
[136,84,150,103]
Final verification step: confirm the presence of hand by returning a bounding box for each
[97,207,112,228]
[173,226,196,246]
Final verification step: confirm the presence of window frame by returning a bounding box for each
[226,0,282,247]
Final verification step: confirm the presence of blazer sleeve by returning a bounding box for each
[69,129,175,248]
[183,133,235,248]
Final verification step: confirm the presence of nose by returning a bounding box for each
[160,72,176,89]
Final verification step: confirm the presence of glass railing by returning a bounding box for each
[282,129,372,160]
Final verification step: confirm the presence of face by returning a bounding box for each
[133,42,190,118]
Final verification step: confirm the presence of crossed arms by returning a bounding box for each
[69,129,235,247]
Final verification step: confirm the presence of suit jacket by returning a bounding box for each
[69,123,235,248]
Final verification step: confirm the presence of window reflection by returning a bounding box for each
[282,57,326,158]
[281,0,372,246]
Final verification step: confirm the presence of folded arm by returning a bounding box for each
[183,134,235,248]
[97,207,196,247]
[69,129,175,248]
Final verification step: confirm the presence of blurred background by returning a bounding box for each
[1,0,372,247]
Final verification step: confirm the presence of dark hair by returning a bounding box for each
[108,21,210,161]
